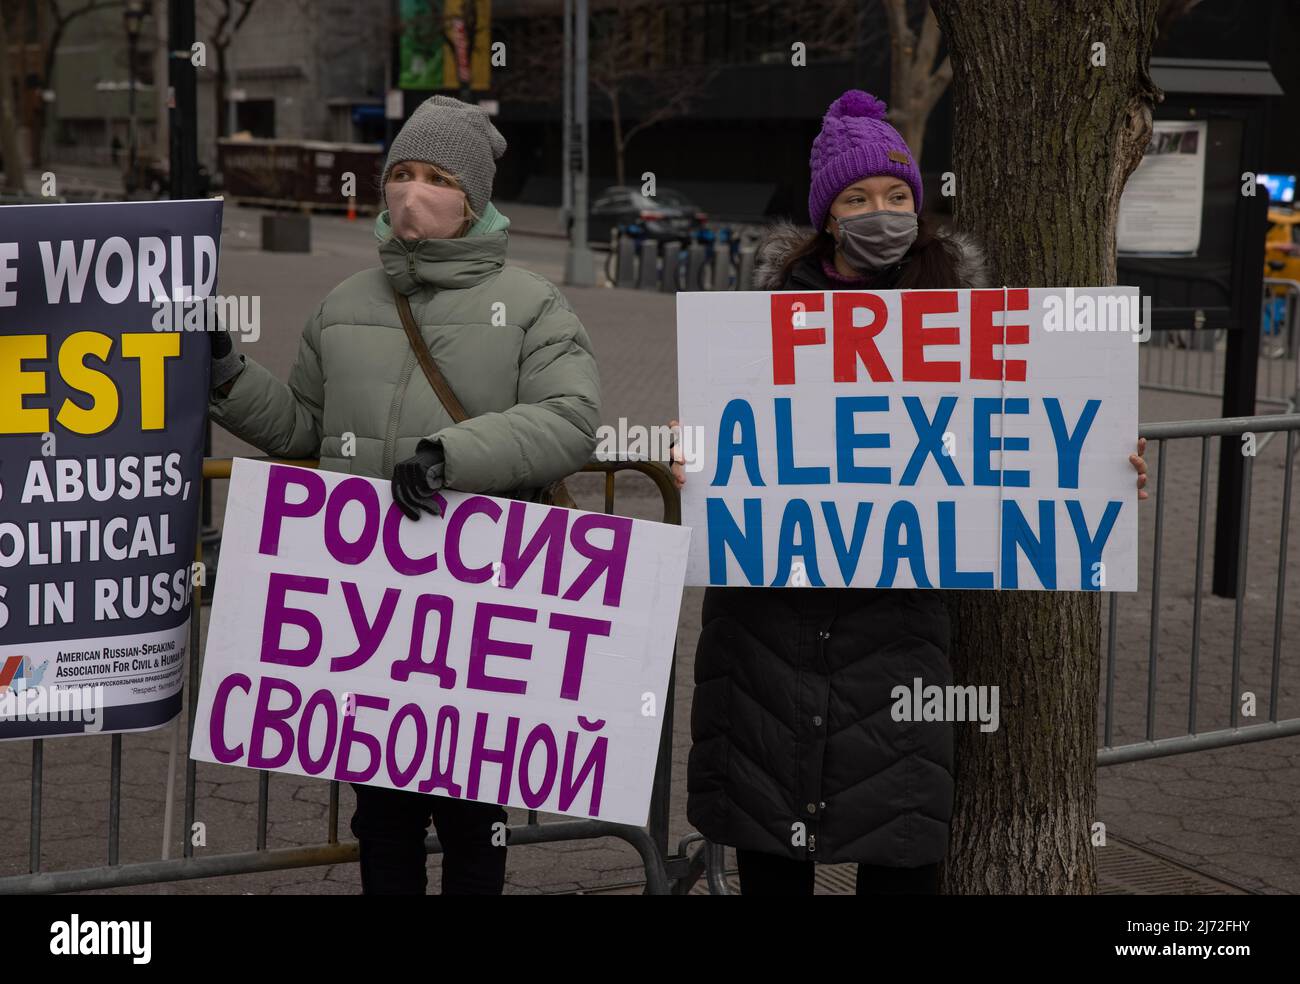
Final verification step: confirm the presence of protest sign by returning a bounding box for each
[676,287,1140,591]
[190,459,691,826]
[0,200,222,739]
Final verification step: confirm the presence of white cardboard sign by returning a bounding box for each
[191,459,691,826]
[676,287,1140,591]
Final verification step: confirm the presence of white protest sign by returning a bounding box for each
[676,287,1140,591]
[190,459,691,826]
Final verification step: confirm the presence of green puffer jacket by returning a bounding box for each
[210,205,600,496]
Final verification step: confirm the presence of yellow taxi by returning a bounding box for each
[1266,208,1300,282]
[1264,208,1299,356]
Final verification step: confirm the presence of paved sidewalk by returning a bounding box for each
[495,201,569,239]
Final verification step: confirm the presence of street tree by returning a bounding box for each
[0,0,26,192]
[32,0,126,167]
[930,0,1161,894]
[498,0,885,190]
[201,0,256,139]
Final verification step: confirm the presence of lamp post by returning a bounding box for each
[563,0,595,286]
[123,0,146,190]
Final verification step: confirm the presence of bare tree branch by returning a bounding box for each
[202,0,259,137]
[914,2,943,77]
[31,0,126,164]
[497,0,889,184]
[881,1,952,165]
[46,0,126,83]
[882,0,913,112]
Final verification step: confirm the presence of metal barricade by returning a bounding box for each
[13,414,1293,894]
[1261,278,1300,409]
[1140,279,1300,412]
[0,456,692,895]
[701,411,1300,893]
[1100,412,1300,764]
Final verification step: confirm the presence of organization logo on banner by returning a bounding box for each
[0,654,28,694]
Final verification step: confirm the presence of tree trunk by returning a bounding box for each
[930,0,1159,894]
[0,7,26,193]
[35,24,66,169]
[215,45,227,139]
[32,105,45,168]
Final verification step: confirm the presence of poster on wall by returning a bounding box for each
[1118,120,1209,256]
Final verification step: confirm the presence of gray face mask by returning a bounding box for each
[833,210,918,272]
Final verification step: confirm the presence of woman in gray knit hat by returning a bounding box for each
[206,96,601,895]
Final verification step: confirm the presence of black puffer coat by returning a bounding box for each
[686,222,988,866]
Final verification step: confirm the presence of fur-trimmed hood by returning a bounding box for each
[752,218,990,290]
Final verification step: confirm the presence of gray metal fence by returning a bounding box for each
[1099,412,1299,764]
[6,414,1296,894]
[699,411,1300,891]
[1141,279,1300,412]
[699,411,1300,893]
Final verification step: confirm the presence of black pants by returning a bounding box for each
[736,849,940,896]
[350,784,508,895]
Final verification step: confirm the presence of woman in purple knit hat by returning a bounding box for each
[672,90,1148,896]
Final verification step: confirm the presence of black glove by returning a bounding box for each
[210,326,232,360]
[208,326,246,395]
[391,442,446,521]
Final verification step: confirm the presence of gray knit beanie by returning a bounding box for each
[381,95,507,217]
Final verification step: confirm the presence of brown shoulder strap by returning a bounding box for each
[394,288,469,423]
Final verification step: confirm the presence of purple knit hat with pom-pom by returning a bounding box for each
[808,90,922,230]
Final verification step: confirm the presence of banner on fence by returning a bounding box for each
[676,287,1140,591]
[190,460,691,826]
[0,199,221,739]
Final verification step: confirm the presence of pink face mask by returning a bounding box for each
[386,181,469,241]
